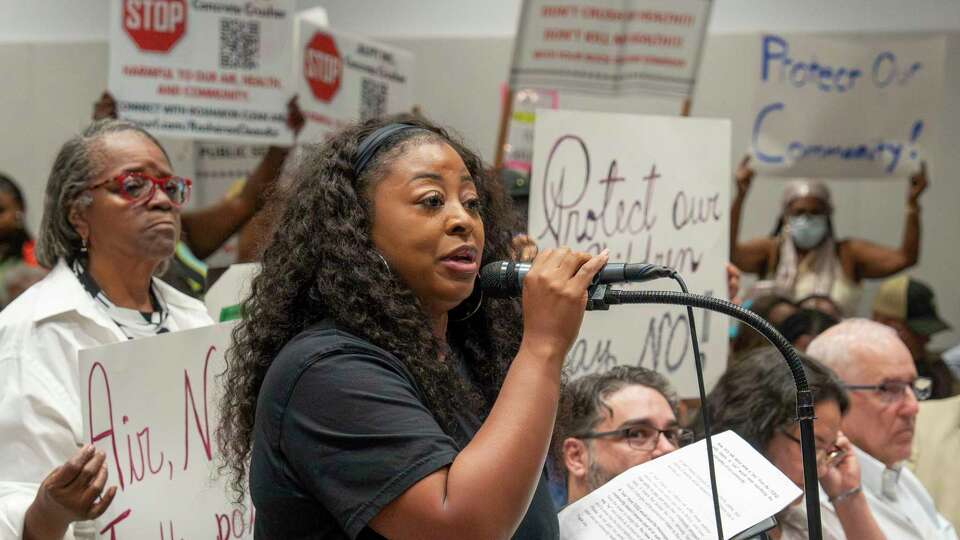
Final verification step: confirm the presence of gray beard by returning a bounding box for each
[585,458,617,494]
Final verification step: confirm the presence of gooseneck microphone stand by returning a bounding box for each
[588,283,822,540]
[477,260,821,539]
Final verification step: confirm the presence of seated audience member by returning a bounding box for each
[0,119,213,539]
[797,293,844,321]
[0,173,41,307]
[807,319,957,539]
[709,347,884,539]
[732,292,798,354]
[552,366,691,507]
[730,156,927,316]
[777,308,839,352]
[92,91,305,295]
[911,393,960,530]
[872,274,957,399]
[1,261,47,305]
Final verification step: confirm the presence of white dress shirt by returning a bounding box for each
[0,260,212,539]
[778,488,848,540]
[817,445,958,540]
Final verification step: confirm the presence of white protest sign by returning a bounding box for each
[529,109,729,397]
[109,0,296,144]
[191,143,271,266]
[511,0,711,97]
[558,431,802,539]
[750,34,945,178]
[297,22,415,142]
[80,323,252,539]
[205,263,260,321]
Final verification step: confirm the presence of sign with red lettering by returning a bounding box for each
[296,20,415,143]
[108,0,297,143]
[510,0,711,97]
[527,109,730,397]
[304,32,342,102]
[80,323,253,539]
[123,0,188,53]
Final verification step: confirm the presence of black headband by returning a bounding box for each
[353,123,425,177]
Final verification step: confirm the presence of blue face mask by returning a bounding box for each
[788,215,829,250]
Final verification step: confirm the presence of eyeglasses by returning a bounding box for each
[779,429,846,470]
[90,172,192,207]
[844,377,932,404]
[574,424,695,451]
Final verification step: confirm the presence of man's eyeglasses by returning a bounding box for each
[90,172,192,207]
[844,377,932,404]
[779,429,845,470]
[574,424,695,451]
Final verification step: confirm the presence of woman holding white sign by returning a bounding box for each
[0,119,213,539]
[220,114,606,539]
[730,156,927,316]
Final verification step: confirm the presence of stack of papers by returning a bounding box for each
[558,430,803,539]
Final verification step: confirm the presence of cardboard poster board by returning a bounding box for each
[296,22,415,143]
[108,0,296,144]
[511,0,711,97]
[528,109,730,396]
[80,323,251,539]
[750,33,945,178]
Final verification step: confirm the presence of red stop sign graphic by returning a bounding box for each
[304,32,342,103]
[123,0,187,53]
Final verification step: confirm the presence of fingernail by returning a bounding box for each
[84,444,94,455]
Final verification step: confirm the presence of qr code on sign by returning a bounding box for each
[360,78,388,121]
[219,18,260,70]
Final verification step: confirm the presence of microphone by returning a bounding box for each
[478,260,674,297]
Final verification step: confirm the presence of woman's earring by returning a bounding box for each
[80,237,88,253]
[375,251,390,272]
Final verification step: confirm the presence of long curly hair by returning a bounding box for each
[218,113,524,498]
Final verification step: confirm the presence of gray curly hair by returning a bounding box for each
[36,119,169,268]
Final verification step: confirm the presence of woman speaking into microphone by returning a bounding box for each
[219,114,607,539]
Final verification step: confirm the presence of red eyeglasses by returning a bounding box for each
[90,172,193,207]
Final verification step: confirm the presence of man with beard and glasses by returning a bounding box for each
[552,366,691,507]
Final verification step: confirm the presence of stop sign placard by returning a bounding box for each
[304,32,342,103]
[123,0,187,53]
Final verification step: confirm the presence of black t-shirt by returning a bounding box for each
[249,320,559,539]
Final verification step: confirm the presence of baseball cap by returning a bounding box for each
[873,275,951,336]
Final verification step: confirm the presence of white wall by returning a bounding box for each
[4,0,960,41]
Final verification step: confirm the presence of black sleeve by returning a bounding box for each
[281,347,460,539]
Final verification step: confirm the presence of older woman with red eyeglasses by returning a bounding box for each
[0,119,213,540]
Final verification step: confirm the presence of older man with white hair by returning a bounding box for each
[807,318,957,539]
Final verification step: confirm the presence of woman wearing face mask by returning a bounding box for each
[730,156,927,316]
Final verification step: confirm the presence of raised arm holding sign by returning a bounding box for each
[730,156,927,315]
